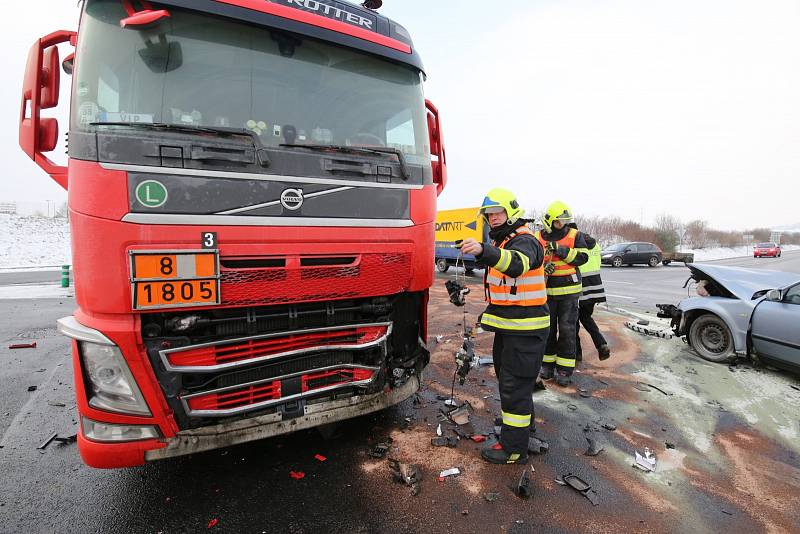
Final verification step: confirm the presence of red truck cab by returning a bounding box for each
[20,0,446,468]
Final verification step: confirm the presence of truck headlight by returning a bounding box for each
[80,342,151,416]
[82,417,160,443]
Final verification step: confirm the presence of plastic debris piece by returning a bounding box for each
[585,437,604,457]
[27,386,37,392]
[314,454,327,462]
[37,433,58,450]
[53,434,77,445]
[568,404,578,411]
[369,442,391,459]
[665,442,676,450]
[436,424,442,437]
[289,471,305,480]
[634,448,657,472]
[471,435,487,443]
[207,518,219,529]
[47,401,66,407]
[448,404,472,426]
[389,459,422,496]
[602,423,617,431]
[579,389,592,398]
[562,473,600,506]
[528,436,549,455]
[515,468,532,499]
[431,436,458,448]
[439,467,461,479]
[435,335,444,344]
[9,342,37,349]
[637,320,650,326]
[478,357,494,367]
[484,492,500,502]
[444,399,458,407]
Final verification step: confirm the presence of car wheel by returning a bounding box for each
[612,257,623,268]
[688,314,735,363]
[436,259,449,273]
[648,256,660,267]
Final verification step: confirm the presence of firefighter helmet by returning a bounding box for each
[542,201,574,232]
[479,188,524,224]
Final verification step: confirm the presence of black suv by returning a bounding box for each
[601,242,663,268]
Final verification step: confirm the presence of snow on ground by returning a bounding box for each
[689,244,800,261]
[0,214,71,269]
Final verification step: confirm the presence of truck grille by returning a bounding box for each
[220,253,411,306]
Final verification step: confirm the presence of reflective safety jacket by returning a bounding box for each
[536,227,589,300]
[578,236,606,304]
[476,226,550,334]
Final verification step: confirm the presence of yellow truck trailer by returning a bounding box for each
[434,207,487,273]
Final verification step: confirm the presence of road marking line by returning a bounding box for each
[607,294,637,300]
[604,281,634,285]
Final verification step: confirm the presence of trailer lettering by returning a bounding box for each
[280,0,374,30]
[436,221,464,233]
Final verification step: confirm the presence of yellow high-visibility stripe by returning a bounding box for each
[514,250,531,274]
[502,411,531,428]
[546,285,583,296]
[543,354,556,363]
[556,356,576,368]
[481,313,550,331]
[494,249,512,272]
[564,248,578,263]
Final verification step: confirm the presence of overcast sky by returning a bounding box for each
[3,0,799,230]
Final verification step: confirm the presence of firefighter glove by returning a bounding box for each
[544,262,556,276]
[553,246,571,260]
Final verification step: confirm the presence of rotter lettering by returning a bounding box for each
[282,0,374,30]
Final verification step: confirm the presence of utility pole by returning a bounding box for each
[45,200,53,218]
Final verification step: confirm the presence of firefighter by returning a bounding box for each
[460,188,549,465]
[575,229,611,361]
[535,201,589,387]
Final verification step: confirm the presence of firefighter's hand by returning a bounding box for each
[553,246,571,260]
[460,238,483,256]
[544,262,556,276]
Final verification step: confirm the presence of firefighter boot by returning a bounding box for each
[481,443,528,465]
[539,364,555,380]
[598,344,611,361]
[555,370,571,387]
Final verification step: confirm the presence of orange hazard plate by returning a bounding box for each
[133,279,219,310]
[131,252,218,280]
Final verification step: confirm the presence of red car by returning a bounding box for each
[754,243,782,258]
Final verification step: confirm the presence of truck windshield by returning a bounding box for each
[72,0,431,165]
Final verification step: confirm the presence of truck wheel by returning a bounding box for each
[688,314,735,363]
[436,259,449,273]
[662,260,671,266]
[612,257,623,268]
[648,256,660,267]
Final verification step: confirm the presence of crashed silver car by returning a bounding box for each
[658,265,800,368]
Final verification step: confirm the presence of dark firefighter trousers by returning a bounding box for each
[576,301,608,360]
[542,296,579,376]
[492,330,547,454]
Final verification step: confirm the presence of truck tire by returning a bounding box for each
[436,259,449,273]
[688,314,735,363]
[612,257,623,268]
[648,256,660,267]
[662,260,671,266]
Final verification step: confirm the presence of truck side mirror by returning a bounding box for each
[19,30,76,189]
[425,99,447,196]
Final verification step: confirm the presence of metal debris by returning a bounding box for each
[528,436,549,455]
[389,459,422,496]
[431,436,458,448]
[439,467,461,479]
[37,433,59,450]
[53,434,77,445]
[478,357,494,367]
[634,448,657,472]
[27,386,37,392]
[585,437,604,457]
[9,342,37,349]
[47,401,66,408]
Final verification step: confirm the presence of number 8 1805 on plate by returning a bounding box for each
[134,279,218,309]
[130,250,220,310]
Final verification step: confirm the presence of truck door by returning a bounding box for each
[751,283,800,367]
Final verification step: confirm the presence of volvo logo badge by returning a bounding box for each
[280,188,304,211]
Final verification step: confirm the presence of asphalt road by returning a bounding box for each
[2,254,800,532]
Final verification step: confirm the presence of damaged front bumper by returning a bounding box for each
[144,375,420,462]
[657,304,684,335]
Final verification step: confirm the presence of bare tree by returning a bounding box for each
[685,220,709,249]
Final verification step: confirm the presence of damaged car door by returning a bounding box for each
[750,282,800,369]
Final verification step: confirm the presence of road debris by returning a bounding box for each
[478,357,493,367]
[436,424,443,436]
[528,436,549,455]
[9,342,37,349]
[470,435,487,443]
[47,401,67,407]
[585,437,604,457]
[568,404,578,411]
[207,518,219,529]
[369,442,392,459]
[578,388,592,398]
[37,433,59,450]
[790,385,800,392]
[560,474,600,506]
[602,423,617,431]
[53,434,77,445]
[431,436,458,448]
[27,386,37,392]
[625,320,674,339]
[435,335,444,344]
[665,442,676,450]
[634,448,657,472]
[484,492,500,502]
[389,459,422,496]
[314,454,327,462]
[515,468,533,500]
[289,471,305,480]
[438,467,461,480]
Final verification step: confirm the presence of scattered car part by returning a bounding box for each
[484,492,500,502]
[27,385,38,392]
[314,454,327,462]
[585,437,604,456]
[431,436,458,448]
[389,459,422,496]
[369,442,392,459]
[515,468,532,499]
[634,448,657,472]
[9,342,37,349]
[53,434,77,445]
[439,467,461,479]
[602,423,617,431]
[528,436,549,455]
[289,471,305,480]
[560,474,600,506]
[37,433,59,450]
[625,321,674,339]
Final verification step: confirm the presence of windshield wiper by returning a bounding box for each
[280,143,410,181]
[90,122,271,166]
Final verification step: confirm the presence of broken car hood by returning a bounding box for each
[687,264,800,301]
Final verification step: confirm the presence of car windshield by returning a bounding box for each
[757,243,775,248]
[605,244,630,251]
[72,0,431,165]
